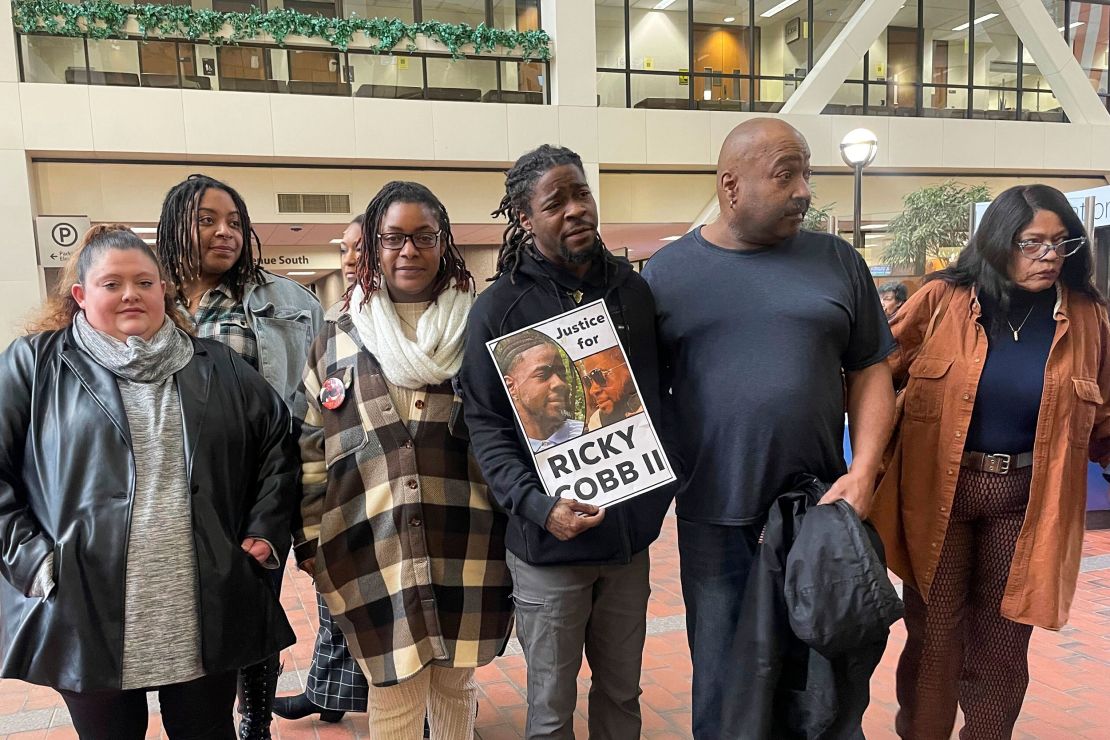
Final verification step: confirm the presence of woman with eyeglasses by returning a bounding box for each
[292,181,512,739]
[871,184,1110,739]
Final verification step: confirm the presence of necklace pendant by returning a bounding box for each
[1013,329,1020,342]
[572,290,583,304]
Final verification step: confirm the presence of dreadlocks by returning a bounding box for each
[346,181,472,310]
[156,174,264,304]
[491,144,587,283]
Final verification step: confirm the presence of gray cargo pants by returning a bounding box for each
[506,549,651,740]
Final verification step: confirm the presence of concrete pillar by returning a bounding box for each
[0,4,42,348]
[540,0,597,108]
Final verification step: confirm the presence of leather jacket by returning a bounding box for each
[0,328,298,692]
[722,476,902,739]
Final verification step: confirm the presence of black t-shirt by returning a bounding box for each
[642,227,895,525]
[965,287,1056,454]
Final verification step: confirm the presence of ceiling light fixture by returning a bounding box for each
[761,0,801,18]
[287,271,318,276]
[860,223,889,231]
[329,238,343,244]
[724,16,736,23]
[653,0,678,10]
[952,13,998,32]
[131,227,157,234]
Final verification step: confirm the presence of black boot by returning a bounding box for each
[237,654,281,739]
[272,692,344,723]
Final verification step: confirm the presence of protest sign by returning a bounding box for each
[486,300,675,508]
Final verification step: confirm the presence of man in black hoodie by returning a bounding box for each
[460,145,672,739]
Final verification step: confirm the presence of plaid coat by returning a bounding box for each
[294,311,513,687]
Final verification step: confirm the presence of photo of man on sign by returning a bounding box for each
[492,329,585,452]
[577,347,644,432]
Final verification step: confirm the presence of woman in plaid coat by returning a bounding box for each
[294,182,513,739]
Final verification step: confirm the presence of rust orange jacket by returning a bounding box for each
[871,279,1110,629]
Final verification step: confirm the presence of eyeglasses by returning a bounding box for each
[1015,236,1087,260]
[582,363,626,390]
[377,231,441,250]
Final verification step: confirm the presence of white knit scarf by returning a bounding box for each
[349,282,474,390]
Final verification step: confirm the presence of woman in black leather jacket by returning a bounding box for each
[0,226,297,740]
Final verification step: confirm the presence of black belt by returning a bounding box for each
[961,450,1034,475]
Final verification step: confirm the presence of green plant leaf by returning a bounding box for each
[11,0,551,60]
[882,181,992,267]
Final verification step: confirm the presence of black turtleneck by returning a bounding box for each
[965,286,1057,454]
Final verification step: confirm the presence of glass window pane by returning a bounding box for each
[972,87,1017,117]
[425,57,496,101]
[1021,86,1063,118]
[596,0,627,69]
[756,1,807,81]
[344,1,415,22]
[695,72,748,107]
[21,35,85,84]
[922,84,968,116]
[495,60,545,103]
[350,52,424,98]
[882,1,919,110]
[1069,3,1110,96]
[973,1,1019,89]
[827,81,863,114]
[598,71,627,107]
[273,0,340,18]
[86,38,142,86]
[923,0,967,95]
[813,0,865,68]
[493,0,540,30]
[629,0,689,72]
[693,11,755,103]
[426,0,487,26]
[630,72,691,109]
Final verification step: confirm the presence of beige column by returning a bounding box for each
[0,3,43,348]
[540,0,597,108]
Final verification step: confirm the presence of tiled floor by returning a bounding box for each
[4,521,1110,738]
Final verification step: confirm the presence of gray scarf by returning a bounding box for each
[73,312,194,383]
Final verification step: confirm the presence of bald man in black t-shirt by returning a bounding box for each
[643,118,896,740]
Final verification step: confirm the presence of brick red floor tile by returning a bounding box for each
[9,516,1110,738]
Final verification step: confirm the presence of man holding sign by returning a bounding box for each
[460,145,674,740]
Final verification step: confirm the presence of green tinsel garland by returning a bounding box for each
[10,0,552,60]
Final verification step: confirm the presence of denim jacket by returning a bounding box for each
[242,273,325,418]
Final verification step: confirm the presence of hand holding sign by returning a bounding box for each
[545,498,606,541]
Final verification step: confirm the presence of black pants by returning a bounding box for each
[59,671,237,740]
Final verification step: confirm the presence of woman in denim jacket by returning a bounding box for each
[156,174,324,739]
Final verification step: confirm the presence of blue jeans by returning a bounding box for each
[678,518,761,740]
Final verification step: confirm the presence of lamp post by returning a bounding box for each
[839,128,879,250]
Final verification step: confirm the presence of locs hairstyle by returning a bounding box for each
[492,144,603,283]
[155,174,264,302]
[929,184,1104,321]
[346,181,472,309]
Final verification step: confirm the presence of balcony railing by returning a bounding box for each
[12,2,551,104]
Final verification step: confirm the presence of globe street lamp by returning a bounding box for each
[840,128,879,250]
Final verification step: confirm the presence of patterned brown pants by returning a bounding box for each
[895,465,1035,740]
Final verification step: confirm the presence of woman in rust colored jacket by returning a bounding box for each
[871,184,1110,740]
